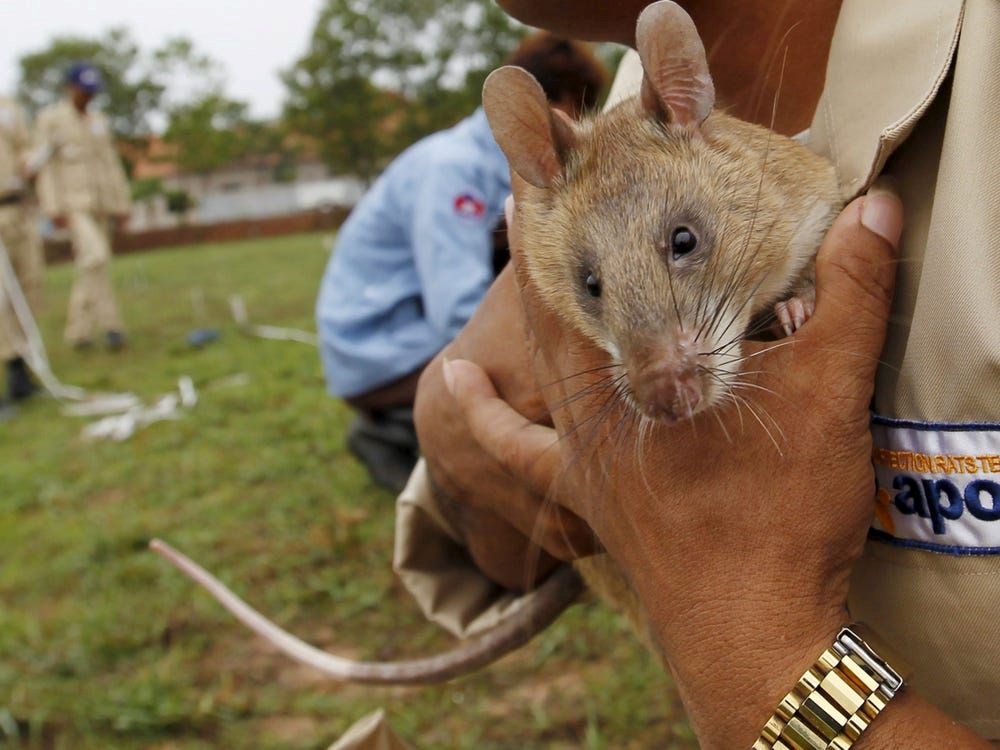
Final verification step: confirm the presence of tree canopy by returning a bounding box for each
[18,28,221,142]
[282,0,523,182]
[15,4,588,185]
[163,94,250,177]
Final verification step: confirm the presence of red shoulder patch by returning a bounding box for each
[453,192,487,219]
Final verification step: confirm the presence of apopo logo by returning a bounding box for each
[886,475,1000,534]
[870,418,1000,553]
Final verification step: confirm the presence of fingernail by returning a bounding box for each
[442,357,456,395]
[861,189,903,248]
[504,194,514,224]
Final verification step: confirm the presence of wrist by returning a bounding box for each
[615,540,850,747]
[668,600,848,748]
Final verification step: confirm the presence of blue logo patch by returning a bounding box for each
[871,416,1000,554]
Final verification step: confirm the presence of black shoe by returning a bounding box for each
[7,357,38,401]
[106,330,126,351]
[346,409,419,493]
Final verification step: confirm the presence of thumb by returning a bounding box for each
[444,357,561,498]
[803,183,903,379]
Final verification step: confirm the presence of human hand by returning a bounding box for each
[414,266,598,592]
[446,176,903,746]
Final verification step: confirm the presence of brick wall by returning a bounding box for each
[44,207,351,264]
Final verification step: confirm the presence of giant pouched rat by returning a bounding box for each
[152,1,845,686]
[484,0,843,425]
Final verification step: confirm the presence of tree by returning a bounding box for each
[163,93,249,181]
[164,188,196,224]
[240,120,301,183]
[19,28,162,142]
[18,29,224,142]
[282,0,522,182]
[130,177,164,203]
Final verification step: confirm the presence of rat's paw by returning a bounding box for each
[774,291,815,337]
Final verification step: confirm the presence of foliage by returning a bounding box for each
[162,94,250,177]
[17,5,538,186]
[282,0,523,182]
[130,178,164,203]
[161,96,301,183]
[17,28,222,142]
[0,234,692,749]
[241,120,301,183]
[164,188,195,218]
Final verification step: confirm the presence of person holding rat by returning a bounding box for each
[393,0,1000,747]
[315,33,606,493]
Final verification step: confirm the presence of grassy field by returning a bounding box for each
[0,233,694,749]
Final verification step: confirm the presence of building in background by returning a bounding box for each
[128,136,364,231]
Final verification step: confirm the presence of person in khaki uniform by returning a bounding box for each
[379,0,1000,747]
[36,63,130,350]
[0,94,44,406]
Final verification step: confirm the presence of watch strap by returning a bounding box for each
[752,624,907,750]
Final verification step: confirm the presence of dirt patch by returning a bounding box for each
[254,715,324,745]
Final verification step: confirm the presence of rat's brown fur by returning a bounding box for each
[550,95,845,647]
[516,97,843,421]
[490,1,845,659]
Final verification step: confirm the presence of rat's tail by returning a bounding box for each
[149,539,583,685]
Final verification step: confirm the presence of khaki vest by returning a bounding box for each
[0,97,30,197]
[808,0,1000,737]
[35,99,131,217]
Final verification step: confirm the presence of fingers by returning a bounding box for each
[445,356,597,559]
[803,185,903,377]
[444,357,561,499]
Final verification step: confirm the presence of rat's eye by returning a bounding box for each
[585,272,602,298]
[670,226,698,258]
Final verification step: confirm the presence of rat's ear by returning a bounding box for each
[483,66,576,189]
[636,1,715,129]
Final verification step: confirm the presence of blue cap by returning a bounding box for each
[66,63,104,94]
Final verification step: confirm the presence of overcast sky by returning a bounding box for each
[1,0,323,119]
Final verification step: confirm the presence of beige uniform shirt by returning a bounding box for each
[0,97,30,197]
[811,0,1000,739]
[35,99,131,218]
[395,0,1000,738]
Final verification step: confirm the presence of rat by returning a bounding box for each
[151,1,846,688]
[480,0,847,655]
[483,0,844,424]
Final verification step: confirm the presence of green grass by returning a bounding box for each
[0,232,694,749]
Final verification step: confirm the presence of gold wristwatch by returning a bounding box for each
[752,624,908,750]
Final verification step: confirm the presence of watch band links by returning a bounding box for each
[752,626,905,750]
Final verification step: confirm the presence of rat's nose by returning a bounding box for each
[631,364,702,423]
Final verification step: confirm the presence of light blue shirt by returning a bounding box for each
[316,108,511,398]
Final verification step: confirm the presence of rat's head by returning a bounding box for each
[485,1,837,424]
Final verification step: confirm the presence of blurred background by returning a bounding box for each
[2,0,620,245]
[0,2,688,749]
